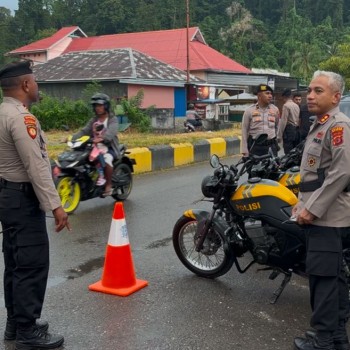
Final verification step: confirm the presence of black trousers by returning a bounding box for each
[283,124,298,154]
[305,225,350,331]
[0,186,49,324]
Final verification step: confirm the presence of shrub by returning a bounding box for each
[31,93,92,131]
[121,89,153,133]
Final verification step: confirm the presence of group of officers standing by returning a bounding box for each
[0,58,350,350]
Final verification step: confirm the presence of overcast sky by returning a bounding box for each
[1,0,18,12]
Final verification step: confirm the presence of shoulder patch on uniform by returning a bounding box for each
[331,126,344,147]
[23,115,37,140]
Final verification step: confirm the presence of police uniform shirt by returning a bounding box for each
[241,103,280,154]
[277,99,300,140]
[0,97,61,212]
[298,106,350,227]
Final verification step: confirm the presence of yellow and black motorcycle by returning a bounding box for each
[247,142,304,196]
[172,153,350,303]
[53,136,135,214]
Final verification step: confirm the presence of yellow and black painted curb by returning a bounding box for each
[128,136,241,174]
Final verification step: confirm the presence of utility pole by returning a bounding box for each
[186,0,190,84]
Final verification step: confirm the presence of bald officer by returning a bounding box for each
[241,84,280,156]
[0,60,70,349]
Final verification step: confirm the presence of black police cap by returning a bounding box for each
[255,84,273,94]
[0,60,33,80]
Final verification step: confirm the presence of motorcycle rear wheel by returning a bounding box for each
[111,163,133,201]
[173,215,234,278]
[56,176,81,214]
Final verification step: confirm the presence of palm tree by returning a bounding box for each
[291,43,316,84]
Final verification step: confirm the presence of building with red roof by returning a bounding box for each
[7,26,298,129]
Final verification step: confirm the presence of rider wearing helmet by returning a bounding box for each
[186,103,203,128]
[72,93,120,197]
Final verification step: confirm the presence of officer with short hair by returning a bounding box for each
[241,84,279,156]
[293,70,350,350]
[0,60,70,349]
[277,88,300,154]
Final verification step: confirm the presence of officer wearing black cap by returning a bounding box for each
[0,60,70,349]
[277,88,300,154]
[241,83,280,156]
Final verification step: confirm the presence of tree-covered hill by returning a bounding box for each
[1,0,350,84]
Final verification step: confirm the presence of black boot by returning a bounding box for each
[4,318,49,341]
[15,324,64,350]
[305,324,350,350]
[294,332,335,350]
[333,320,350,350]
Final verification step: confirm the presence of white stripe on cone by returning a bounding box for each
[108,217,129,247]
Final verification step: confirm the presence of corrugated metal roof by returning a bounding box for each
[33,48,203,85]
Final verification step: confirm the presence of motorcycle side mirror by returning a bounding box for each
[210,154,220,168]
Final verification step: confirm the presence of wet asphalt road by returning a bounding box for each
[0,157,314,350]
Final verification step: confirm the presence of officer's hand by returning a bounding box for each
[297,208,316,225]
[53,207,71,232]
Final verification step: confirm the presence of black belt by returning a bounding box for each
[299,168,350,192]
[248,136,276,146]
[299,179,324,192]
[0,178,33,192]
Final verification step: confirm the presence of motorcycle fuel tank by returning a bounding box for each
[231,178,298,217]
[278,167,300,196]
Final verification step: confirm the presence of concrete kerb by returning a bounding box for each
[128,136,241,174]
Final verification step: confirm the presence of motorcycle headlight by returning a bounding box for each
[201,175,218,198]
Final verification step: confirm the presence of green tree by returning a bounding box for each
[291,43,319,84]
[319,43,350,89]
[14,0,53,46]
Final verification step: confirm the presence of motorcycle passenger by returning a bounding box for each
[293,71,350,350]
[73,93,120,197]
[185,103,203,129]
[241,84,280,157]
[90,120,108,186]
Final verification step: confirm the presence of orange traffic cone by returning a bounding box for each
[89,202,148,296]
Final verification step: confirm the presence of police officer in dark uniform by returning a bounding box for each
[293,71,350,350]
[241,84,280,156]
[0,60,70,349]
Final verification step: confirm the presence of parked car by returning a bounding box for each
[340,95,350,116]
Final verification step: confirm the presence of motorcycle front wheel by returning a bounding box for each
[111,163,133,201]
[173,215,234,278]
[56,176,81,214]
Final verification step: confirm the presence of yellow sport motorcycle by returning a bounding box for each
[172,154,350,303]
[53,136,135,214]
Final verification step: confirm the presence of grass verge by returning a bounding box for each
[46,128,242,159]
